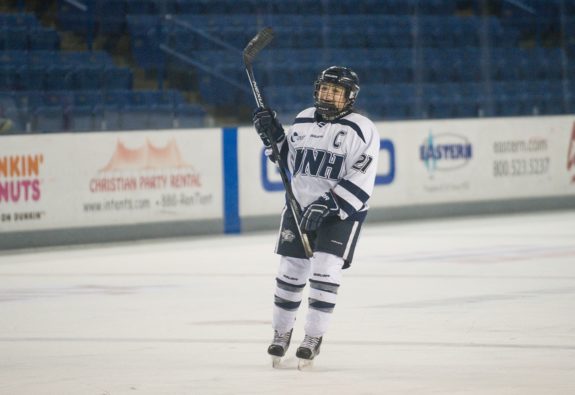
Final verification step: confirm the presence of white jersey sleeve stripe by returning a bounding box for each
[337,179,370,203]
[333,185,364,214]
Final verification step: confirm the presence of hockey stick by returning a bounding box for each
[243,27,313,258]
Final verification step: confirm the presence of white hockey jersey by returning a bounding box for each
[278,108,380,221]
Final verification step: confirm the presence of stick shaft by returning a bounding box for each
[245,66,264,108]
[243,54,313,257]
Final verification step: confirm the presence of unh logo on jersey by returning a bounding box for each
[293,148,345,180]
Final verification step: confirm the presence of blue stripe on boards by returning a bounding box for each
[223,127,241,234]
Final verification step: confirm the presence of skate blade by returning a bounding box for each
[297,358,314,370]
[271,356,282,368]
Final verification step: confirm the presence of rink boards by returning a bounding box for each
[1,115,574,248]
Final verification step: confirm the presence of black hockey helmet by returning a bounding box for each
[314,66,360,120]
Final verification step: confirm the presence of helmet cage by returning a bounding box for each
[314,66,360,120]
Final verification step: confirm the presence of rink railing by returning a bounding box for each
[1,115,575,249]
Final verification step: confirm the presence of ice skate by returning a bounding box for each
[268,329,293,368]
[296,334,322,370]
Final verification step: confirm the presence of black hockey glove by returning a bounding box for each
[253,107,285,148]
[300,191,340,232]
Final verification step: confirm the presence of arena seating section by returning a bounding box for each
[0,11,207,133]
[1,0,574,132]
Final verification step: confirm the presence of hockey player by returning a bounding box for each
[253,66,380,368]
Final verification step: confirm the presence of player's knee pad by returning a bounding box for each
[308,252,344,313]
[274,256,309,312]
[277,255,309,285]
[310,252,344,285]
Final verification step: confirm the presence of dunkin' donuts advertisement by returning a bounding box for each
[0,151,46,227]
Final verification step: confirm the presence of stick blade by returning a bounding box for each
[243,27,274,65]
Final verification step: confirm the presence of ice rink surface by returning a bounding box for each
[1,211,574,395]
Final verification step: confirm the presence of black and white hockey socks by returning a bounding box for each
[273,277,305,332]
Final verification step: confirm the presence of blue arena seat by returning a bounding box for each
[125,0,158,15]
[0,51,27,65]
[19,67,45,91]
[102,67,133,90]
[43,66,73,91]
[32,92,69,133]
[73,90,102,107]
[70,66,103,90]
[0,13,40,29]
[122,107,149,130]
[1,28,29,50]
[29,29,60,50]
[96,0,127,34]
[176,103,206,128]
[455,96,480,118]
[0,92,24,132]
[25,50,53,66]
[71,104,103,132]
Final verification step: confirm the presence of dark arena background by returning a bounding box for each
[1,0,574,131]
